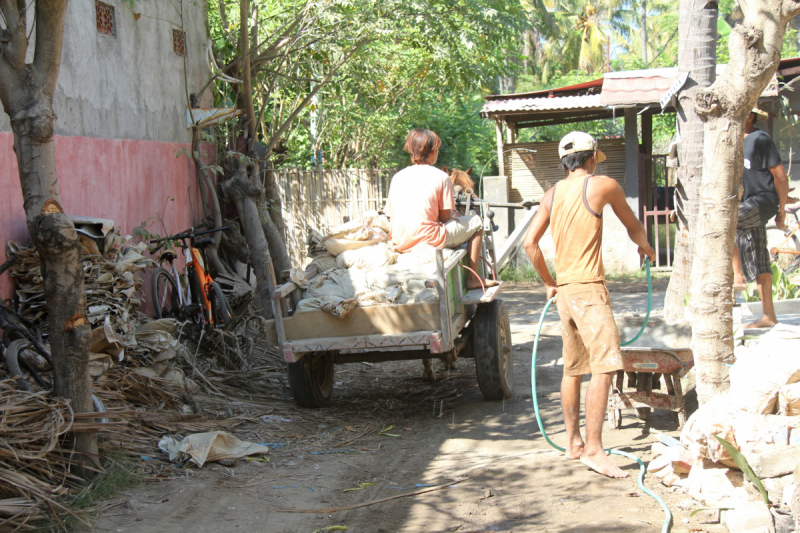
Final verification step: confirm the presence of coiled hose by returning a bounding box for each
[530,261,671,533]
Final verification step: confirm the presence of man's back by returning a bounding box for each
[550,174,605,285]
[743,129,781,201]
[385,165,454,252]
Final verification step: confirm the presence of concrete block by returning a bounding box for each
[764,475,794,506]
[770,508,793,533]
[744,445,800,479]
[726,501,775,533]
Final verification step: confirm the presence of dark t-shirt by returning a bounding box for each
[743,129,781,201]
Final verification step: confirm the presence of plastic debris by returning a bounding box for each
[273,485,299,489]
[261,415,293,423]
[343,482,376,492]
[158,431,269,467]
[378,425,400,437]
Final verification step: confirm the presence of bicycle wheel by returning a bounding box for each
[766,226,800,274]
[151,267,184,320]
[207,281,232,327]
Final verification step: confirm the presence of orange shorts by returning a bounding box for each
[556,281,624,377]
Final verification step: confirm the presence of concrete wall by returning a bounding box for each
[0,0,211,141]
[0,0,211,300]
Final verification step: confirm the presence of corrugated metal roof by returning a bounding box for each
[481,93,604,116]
[600,73,675,106]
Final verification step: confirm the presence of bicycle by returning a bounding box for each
[150,227,233,329]
[767,204,800,275]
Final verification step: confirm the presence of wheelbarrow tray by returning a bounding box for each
[608,318,694,428]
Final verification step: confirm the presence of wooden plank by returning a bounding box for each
[495,208,536,270]
[436,248,453,351]
[461,283,503,305]
[286,330,441,354]
[282,302,441,340]
[443,249,467,273]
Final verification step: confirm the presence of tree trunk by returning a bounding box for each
[691,0,800,404]
[219,160,275,319]
[239,0,256,141]
[641,0,648,63]
[0,0,97,474]
[663,0,717,321]
[258,198,291,279]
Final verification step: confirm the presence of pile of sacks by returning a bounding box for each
[295,211,454,317]
[647,324,800,531]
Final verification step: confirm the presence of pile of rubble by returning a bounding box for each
[647,324,800,532]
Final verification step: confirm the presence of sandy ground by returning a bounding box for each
[95,280,727,533]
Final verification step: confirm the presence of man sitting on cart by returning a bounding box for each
[384,128,498,290]
[523,131,655,478]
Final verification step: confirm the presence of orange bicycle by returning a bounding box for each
[768,204,800,274]
[149,227,232,328]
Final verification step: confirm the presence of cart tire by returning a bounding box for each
[472,300,513,400]
[608,408,622,429]
[288,352,334,408]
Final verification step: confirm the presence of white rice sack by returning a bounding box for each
[319,219,388,256]
[336,242,398,271]
[729,324,800,414]
[779,382,800,416]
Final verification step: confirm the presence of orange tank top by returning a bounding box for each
[550,174,604,285]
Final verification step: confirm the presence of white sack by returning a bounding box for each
[336,242,398,271]
[729,323,800,413]
[158,431,269,467]
[779,382,800,416]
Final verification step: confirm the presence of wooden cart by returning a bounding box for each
[270,246,512,408]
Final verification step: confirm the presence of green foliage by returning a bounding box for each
[746,263,800,301]
[771,262,800,300]
[208,0,526,170]
[713,435,770,505]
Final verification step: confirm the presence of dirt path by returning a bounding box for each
[96,280,724,533]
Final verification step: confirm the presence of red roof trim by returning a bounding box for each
[485,78,604,101]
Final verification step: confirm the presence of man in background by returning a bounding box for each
[732,108,790,328]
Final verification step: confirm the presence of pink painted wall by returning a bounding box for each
[0,132,205,302]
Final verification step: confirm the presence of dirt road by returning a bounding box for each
[97,281,724,533]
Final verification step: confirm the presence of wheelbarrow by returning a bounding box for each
[607,318,694,429]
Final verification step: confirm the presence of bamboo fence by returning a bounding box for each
[269,168,394,266]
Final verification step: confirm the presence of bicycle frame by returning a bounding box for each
[771,212,800,256]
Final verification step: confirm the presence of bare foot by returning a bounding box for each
[565,441,584,460]
[745,315,779,329]
[466,278,500,290]
[580,449,629,478]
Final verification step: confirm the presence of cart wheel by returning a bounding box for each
[472,300,513,400]
[608,408,622,429]
[287,352,334,408]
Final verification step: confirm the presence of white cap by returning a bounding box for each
[558,131,606,163]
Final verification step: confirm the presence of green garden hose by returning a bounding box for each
[530,260,672,533]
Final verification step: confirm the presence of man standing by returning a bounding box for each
[732,109,790,328]
[523,132,654,478]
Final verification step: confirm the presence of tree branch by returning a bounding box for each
[263,40,367,159]
[32,0,68,97]
[0,0,27,69]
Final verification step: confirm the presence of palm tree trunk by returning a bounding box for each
[641,0,648,63]
[663,0,717,321]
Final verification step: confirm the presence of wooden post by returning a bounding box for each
[495,120,505,177]
[624,108,640,205]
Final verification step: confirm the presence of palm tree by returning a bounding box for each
[528,0,633,80]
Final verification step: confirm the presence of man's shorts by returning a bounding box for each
[736,195,775,282]
[556,282,624,377]
[444,214,482,248]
